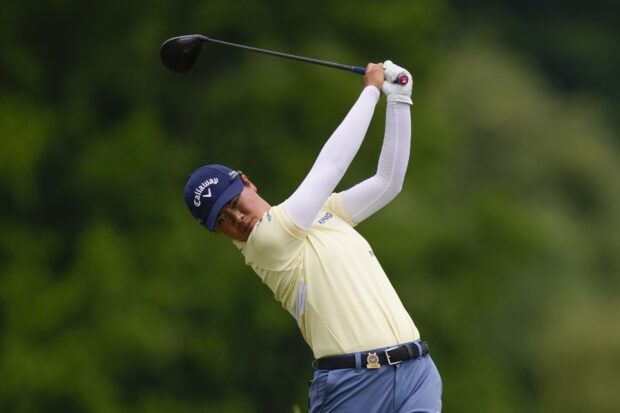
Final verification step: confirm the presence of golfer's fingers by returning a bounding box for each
[364,62,385,90]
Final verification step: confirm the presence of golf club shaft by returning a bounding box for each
[199,35,366,75]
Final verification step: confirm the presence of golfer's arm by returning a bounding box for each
[283,86,380,230]
[341,101,411,224]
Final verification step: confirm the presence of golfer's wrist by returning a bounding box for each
[363,85,381,100]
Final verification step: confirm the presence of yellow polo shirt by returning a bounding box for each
[233,193,419,359]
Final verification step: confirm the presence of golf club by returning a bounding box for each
[160,34,410,85]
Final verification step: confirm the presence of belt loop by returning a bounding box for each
[413,341,423,358]
[354,352,362,371]
[404,343,415,359]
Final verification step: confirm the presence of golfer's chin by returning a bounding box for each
[221,218,257,242]
[240,218,257,241]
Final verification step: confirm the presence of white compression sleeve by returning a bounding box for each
[341,101,411,224]
[283,86,380,230]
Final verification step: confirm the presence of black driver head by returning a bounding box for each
[160,35,206,73]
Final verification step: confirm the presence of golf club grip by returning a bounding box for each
[205,37,366,75]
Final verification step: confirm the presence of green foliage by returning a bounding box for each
[1,1,619,412]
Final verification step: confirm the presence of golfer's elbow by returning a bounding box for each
[378,174,404,201]
[386,182,403,201]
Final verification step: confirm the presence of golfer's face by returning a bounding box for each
[215,184,265,241]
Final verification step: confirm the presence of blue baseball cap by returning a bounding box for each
[184,164,244,231]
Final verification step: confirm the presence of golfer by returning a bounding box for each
[184,61,442,412]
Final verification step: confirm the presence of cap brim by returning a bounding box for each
[205,176,244,231]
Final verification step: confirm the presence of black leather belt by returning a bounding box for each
[317,341,430,370]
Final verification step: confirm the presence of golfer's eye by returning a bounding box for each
[232,196,239,206]
[216,215,226,226]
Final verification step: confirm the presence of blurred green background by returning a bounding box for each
[1,1,619,412]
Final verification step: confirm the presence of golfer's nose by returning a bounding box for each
[228,208,244,224]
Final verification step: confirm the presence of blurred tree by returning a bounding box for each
[405,35,620,412]
[1,1,619,412]
[449,0,620,129]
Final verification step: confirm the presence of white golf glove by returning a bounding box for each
[382,60,413,105]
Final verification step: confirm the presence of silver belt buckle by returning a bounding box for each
[385,347,402,365]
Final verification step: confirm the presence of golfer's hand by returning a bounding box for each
[364,62,385,92]
[382,60,413,105]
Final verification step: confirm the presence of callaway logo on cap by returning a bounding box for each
[184,165,243,231]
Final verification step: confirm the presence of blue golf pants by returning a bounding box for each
[308,347,442,412]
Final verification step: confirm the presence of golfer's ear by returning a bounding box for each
[241,174,258,191]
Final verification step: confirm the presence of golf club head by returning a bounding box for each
[160,35,207,73]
